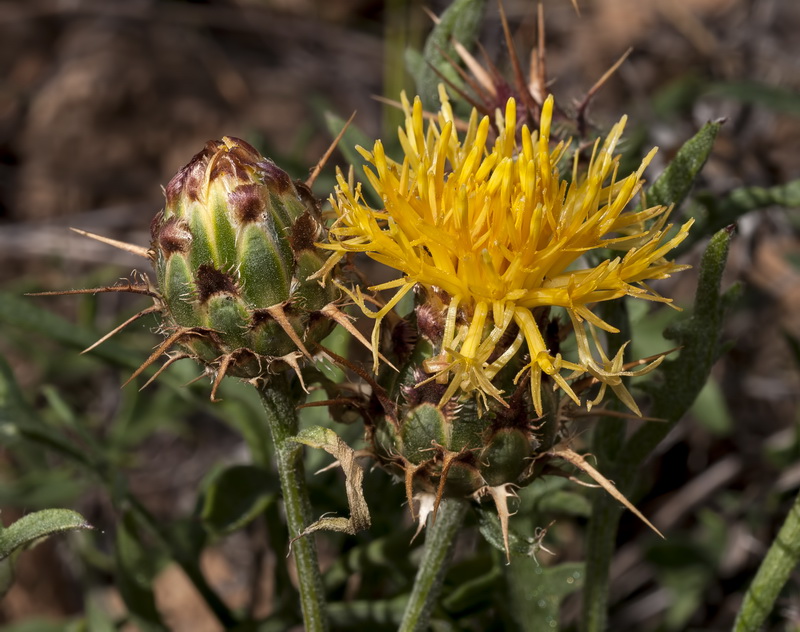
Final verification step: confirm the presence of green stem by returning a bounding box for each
[257,375,328,632]
[734,489,800,631]
[581,490,623,632]
[399,498,468,632]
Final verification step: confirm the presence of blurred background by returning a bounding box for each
[1,0,799,630]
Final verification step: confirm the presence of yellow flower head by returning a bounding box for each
[323,87,692,416]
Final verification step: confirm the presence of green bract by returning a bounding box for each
[368,286,549,515]
[149,137,339,385]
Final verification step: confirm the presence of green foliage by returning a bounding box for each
[583,127,738,631]
[407,0,487,109]
[0,509,92,562]
[734,489,800,631]
[645,120,723,212]
[114,511,166,630]
[682,178,800,254]
[200,465,278,536]
[0,291,141,371]
[507,562,584,631]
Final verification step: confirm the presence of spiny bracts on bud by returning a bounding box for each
[147,137,340,390]
[40,137,360,399]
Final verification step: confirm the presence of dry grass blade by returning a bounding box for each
[497,0,538,113]
[575,47,633,136]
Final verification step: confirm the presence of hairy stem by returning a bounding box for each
[734,490,800,631]
[399,498,468,632]
[257,375,328,632]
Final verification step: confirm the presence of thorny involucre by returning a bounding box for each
[314,88,690,553]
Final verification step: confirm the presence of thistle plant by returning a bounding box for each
[317,87,689,550]
[10,2,800,631]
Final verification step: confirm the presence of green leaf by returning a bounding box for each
[645,120,722,211]
[323,530,416,591]
[0,292,190,394]
[0,468,85,508]
[441,564,501,614]
[688,377,733,436]
[413,0,488,109]
[115,511,166,631]
[200,465,278,536]
[0,554,16,600]
[0,354,95,468]
[581,228,736,632]
[86,593,118,632]
[475,506,552,560]
[627,227,738,463]
[734,489,800,632]
[0,508,92,561]
[506,561,585,631]
[534,490,592,518]
[708,80,800,115]
[214,380,273,466]
[682,179,800,254]
[327,596,408,628]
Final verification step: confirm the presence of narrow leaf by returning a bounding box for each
[0,355,97,467]
[200,465,278,536]
[0,509,92,561]
[413,0,488,109]
[115,511,166,630]
[645,120,722,210]
[734,489,800,631]
[682,178,800,253]
[507,561,585,631]
[629,227,738,464]
[0,291,142,369]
